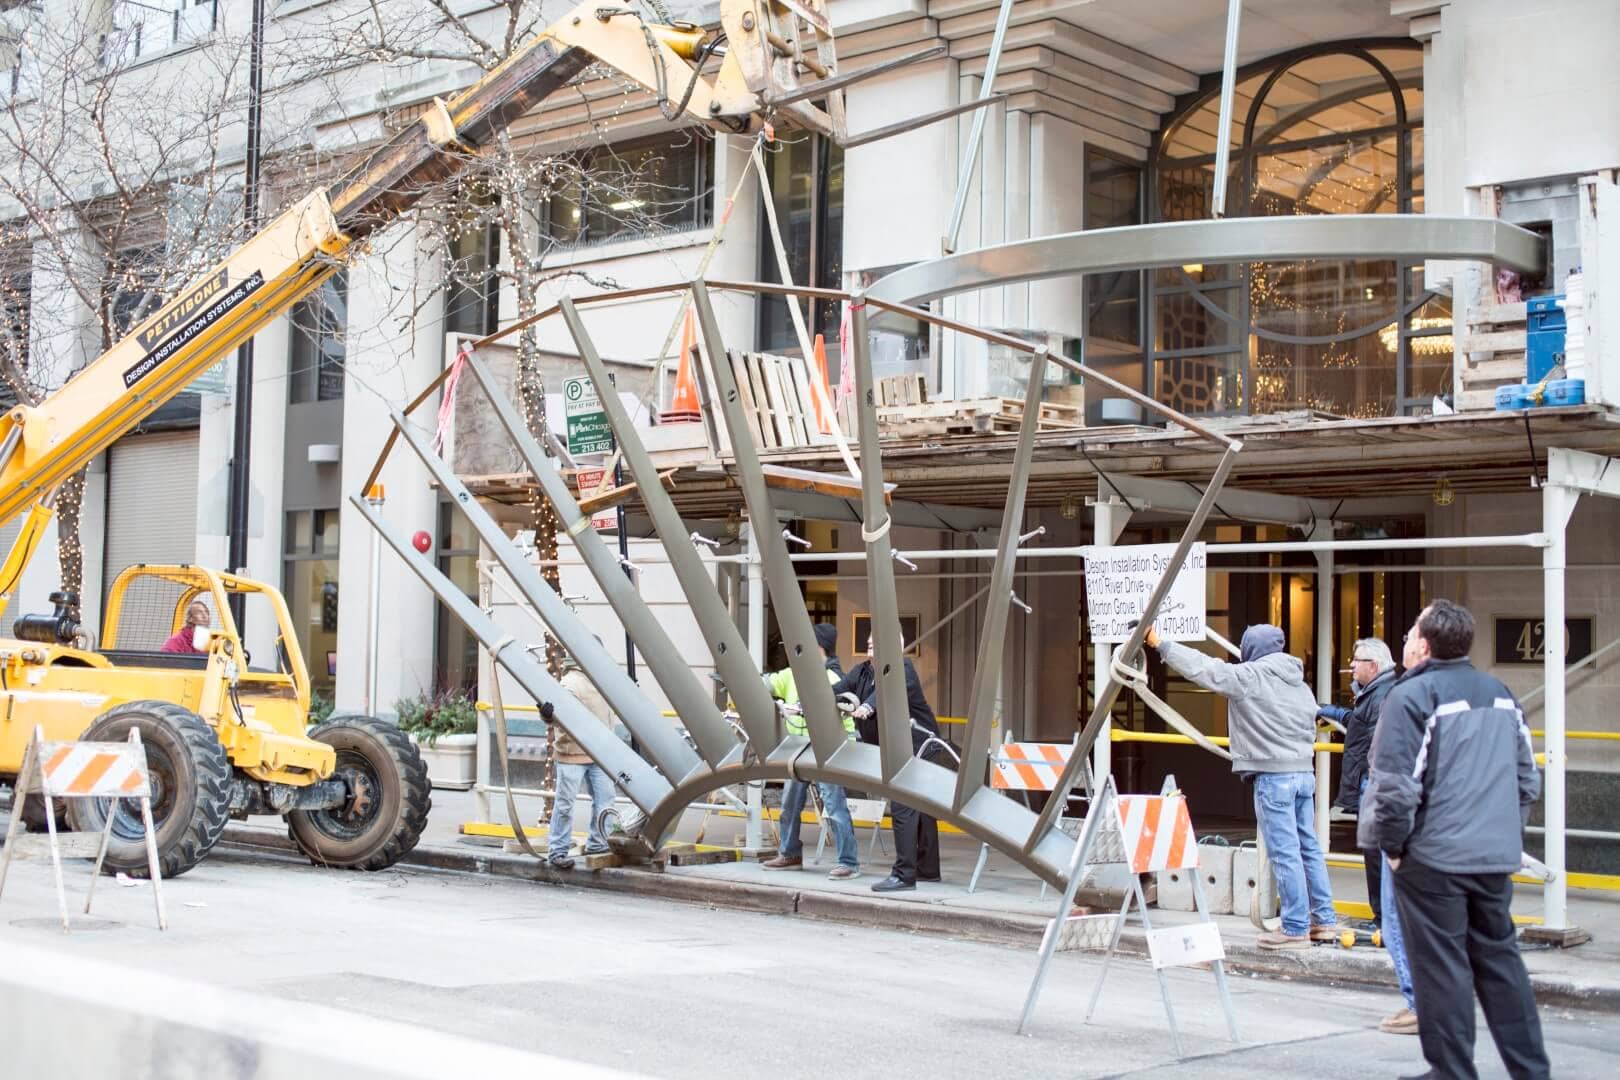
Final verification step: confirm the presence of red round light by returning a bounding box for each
[412,530,433,554]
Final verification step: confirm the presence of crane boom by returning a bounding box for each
[0,2,846,605]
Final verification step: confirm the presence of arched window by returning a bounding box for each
[1149,42,1442,418]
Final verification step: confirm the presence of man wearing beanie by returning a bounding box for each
[1147,622,1337,950]
[761,623,862,879]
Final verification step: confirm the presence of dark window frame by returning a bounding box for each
[288,271,348,404]
[537,130,714,248]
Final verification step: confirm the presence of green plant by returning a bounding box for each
[308,690,336,726]
[393,690,478,748]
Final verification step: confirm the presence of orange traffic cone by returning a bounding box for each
[810,333,835,435]
[661,306,703,424]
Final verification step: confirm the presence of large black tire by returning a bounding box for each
[18,795,67,834]
[287,715,430,871]
[66,701,231,879]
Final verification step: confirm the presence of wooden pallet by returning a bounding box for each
[1457,300,1529,411]
[699,350,836,451]
[877,396,1082,436]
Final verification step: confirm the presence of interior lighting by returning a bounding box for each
[1378,316,1453,356]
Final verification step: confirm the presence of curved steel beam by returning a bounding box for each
[642,747,1076,888]
[867,214,1543,307]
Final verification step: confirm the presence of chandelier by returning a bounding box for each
[1379,316,1453,356]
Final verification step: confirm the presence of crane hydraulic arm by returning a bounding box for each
[0,1,849,612]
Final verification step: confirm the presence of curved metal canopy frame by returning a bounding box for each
[360,210,1541,889]
[864,214,1543,307]
[357,275,1238,888]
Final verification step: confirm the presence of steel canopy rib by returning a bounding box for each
[1024,444,1243,851]
[557,297,779,761]
[848,296,921,781]
[688,281,849,764]
[867,216,1544,307]
[350,496,671,814]
[386,408,705,786]
[953,346,1048,810]
[457,349,721,778]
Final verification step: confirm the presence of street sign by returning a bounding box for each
[572,467,619,532]
[1084,541,1207,643]
[563,376,614,456]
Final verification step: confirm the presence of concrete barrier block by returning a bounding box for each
[1232,843,1278,920]
[1155,865,1196,911]
[1198,842,1235,915]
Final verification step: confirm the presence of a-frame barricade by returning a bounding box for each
[1017,771,1238,1055]
[0,725,166,932]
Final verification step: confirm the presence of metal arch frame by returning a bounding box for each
[865,215,1544,307]
[356,275,1241,885]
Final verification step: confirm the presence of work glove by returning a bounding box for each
[540,700,555,722]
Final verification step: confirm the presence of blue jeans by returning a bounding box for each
[551,762,616,859]
[1360,776,1416,1010]
[1254,771,1337,936]
[779,779,859,870]
[1381,852,1417,1010]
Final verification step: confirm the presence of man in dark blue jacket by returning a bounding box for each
[833,642,943,892]
[1361,600,1548,1080]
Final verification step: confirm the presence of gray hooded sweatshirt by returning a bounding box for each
[1156,625,1319,775]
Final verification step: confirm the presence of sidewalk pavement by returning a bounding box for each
[216,786,1620,1013]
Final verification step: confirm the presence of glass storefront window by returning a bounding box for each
[1149,42,1435,417]
[285,509,339,695]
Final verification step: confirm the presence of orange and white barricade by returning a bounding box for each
[0,726,167,932]
[1018,772,1238,1055]
[969,736,1083,895]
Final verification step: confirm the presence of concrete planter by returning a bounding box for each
[410,732,477,791]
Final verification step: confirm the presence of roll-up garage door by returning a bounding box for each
[102,430,200,598]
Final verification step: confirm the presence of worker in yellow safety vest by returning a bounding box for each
[761,623,861,879]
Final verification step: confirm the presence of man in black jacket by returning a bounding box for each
[833,641,944,892]
[1319,637,1416,1036]
[1319,638,1399,920]
[1361,600,1548,1080]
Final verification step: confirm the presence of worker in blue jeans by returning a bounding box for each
[1368,776,1419,1034]
[761,623,861,879]
[1149,622,1338,949]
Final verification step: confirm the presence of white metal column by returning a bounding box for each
[1089,496,1132,786]
[1542,480,1577,931]
[1313,526,1335,844]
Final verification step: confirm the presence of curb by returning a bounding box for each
[219,826,1619,1013]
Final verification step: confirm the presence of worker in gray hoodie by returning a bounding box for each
[1146,622,1337,950]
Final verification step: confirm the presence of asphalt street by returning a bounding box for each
[0,845,1614,1078]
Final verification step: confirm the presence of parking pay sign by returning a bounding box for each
[563,376,614,456]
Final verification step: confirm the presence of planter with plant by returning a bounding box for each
[394,691,479,790]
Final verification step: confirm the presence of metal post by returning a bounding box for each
[1090,497,1130,787]
[1314,538,1334,844]
[1542,482,1577,930]
[744,522,766,853]
[944,0,1017,252]
[365,486,384,716]
[225,0,267,631]
[614,458,636,682]
[1211,0,1242,217]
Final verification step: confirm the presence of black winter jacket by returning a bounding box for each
[1320,667,1398,812]
[1358,657,1539,874]
[831,657,938,750]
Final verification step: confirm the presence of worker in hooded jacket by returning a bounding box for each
[1146,622,1338,950]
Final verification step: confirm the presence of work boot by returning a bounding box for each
[548,853,575,870]
[1256,930,1311,950]
[1379,1007,1419,1035]
[870,875,915,893]
[761,854,803,870]
[1309,922,1342,943]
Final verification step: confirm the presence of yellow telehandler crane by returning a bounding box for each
[0,0,862,878]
